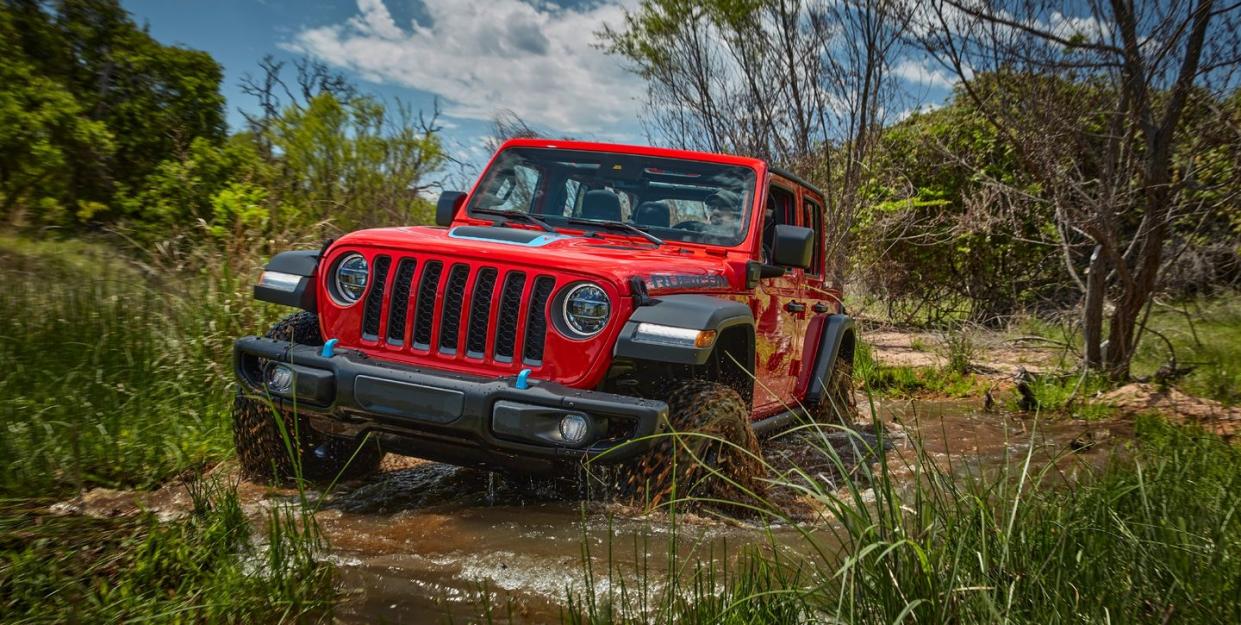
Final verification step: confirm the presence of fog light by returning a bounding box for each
[266,364,295,394]
[559,413,590,446]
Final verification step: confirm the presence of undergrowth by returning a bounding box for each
[0,234,279,496]
[853,339,989,398]
[559,414,1241,624]
[0,477,332,622]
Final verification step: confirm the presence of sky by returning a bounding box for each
[122,0,654,171]
[122,0,960,175]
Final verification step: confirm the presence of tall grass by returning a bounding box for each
[0,234,277,496]
[0,476,334,622]
[561,415,1241,624]
[0,234,335,622]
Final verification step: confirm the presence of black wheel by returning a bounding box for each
[233,312,383,483]
[622,380,765,509]
[814,355,858,424]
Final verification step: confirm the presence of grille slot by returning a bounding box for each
[386,259,417,345]
[439,264,470,353]
[361,255,391,339]
[411,260,443,349]
[523,276,556,364]
[466,268,498,357]
[494,272,527,362]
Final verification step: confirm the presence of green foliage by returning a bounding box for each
[1132,296,1241,406]
[0,234,279,496]
[1017,371,1117,419]
[0,5,114,220]
[0,2,444,249]
[854,89,1069,324]
[0,477,333,622]
[268,93,444,233]
[1,0,226,228]
[560,415,1241,624]
[854,339,988,398]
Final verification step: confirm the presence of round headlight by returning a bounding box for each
[331,253,369,305]
[562,283,610,337]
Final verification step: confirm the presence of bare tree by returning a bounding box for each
[603,0,910,288]
[916,0,1241,378]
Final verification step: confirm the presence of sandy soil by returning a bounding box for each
[1099,383,1241,440]
[865,327,1061,375]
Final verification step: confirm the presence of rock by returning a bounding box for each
[1070,428,1112,452]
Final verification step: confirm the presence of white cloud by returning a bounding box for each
[1047,11,1112,41]
[285,0,642,133]
[892,59,957,90]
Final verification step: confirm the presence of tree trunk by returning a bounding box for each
[1083,244,1106,368]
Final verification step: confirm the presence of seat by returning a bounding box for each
[580,189,622,221]
[632,201,671,228]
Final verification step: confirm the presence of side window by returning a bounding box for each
[803,197,824,276]
[762,185,797,263]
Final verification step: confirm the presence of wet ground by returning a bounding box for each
[54,400,1124,624]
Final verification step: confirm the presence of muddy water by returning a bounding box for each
[56,400,1120,624]
[312,400,1118,624]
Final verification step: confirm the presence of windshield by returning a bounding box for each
[466,147,757,246]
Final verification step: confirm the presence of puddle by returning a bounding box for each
[52,400,1123,624]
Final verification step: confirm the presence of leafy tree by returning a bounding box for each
[0,4,112,223]
[1,0,225,227]
[269,93,444,233]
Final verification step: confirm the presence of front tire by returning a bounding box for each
[233,312,383,483]
[623,380,765,510]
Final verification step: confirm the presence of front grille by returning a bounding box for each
[467,268,497,357]
[523,276,555,363]
[386,259,416,345]
[439,264,470,353]
[361,255,391,338]
[362,256,555,370]
[494,272,527,362]
[411,261,443,349]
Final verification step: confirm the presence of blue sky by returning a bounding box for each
[122,1,967,176]
[123,0,650,171]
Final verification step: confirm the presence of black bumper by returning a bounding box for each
[233,337,667,473]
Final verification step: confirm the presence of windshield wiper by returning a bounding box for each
[471,207,555,233]
[566,218,664,246]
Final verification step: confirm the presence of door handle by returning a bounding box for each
[812,302,830,314]
[784,301,806,313]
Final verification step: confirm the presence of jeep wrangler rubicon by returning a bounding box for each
[233,139,858,499]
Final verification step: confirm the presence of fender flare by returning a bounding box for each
[804,314,856,405]
[254,249,320,312]
[614,294,754,366]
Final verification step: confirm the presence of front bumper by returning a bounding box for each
[233,336,667,473]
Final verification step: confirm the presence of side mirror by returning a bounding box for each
[771,224,813,269]
[436,191,467,227]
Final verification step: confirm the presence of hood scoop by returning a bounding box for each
[448,225,570,247]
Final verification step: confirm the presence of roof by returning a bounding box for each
[497,137,768,170]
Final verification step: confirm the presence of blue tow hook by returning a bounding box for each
[515,368,532,390]
[320,338,339,358]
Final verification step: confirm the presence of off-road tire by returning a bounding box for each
[233,312,383,483]
[623,380,765,510]
[814,355,858,424]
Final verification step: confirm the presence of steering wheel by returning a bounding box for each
[672,220,710,232]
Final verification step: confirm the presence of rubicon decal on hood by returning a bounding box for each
[645,273,731,292]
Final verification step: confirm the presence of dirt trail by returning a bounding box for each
[866,327,1060,375]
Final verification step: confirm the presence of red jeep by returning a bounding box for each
[233,139,857,497]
